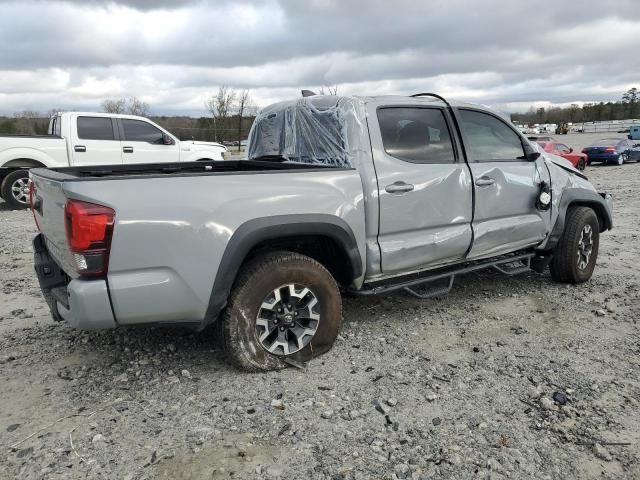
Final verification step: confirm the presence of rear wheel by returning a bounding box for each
[0,169,30,209]
[617,153,626,165]
[222,251,342,371]
[550,207,599,283]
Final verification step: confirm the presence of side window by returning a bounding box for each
[459,110,525,162]
[377,107,456,163]
[77,116,115,140]
[121,119,164,144]
[556,143,570,153]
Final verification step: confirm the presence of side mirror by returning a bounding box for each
[568,147,574,153]
[163,134,175,145]
[526,151,541,162]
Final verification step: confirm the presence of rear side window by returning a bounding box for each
[77,116,115,140]
[377,107,456,163]
[121,119,164,144]
[459,110,525,161]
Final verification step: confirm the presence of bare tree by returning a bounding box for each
[205,86,237,142]
[236,89,252,151]
[101,97,150,116]
[102,98,126,114]
[318,85,339,95]
[127,97,150,117]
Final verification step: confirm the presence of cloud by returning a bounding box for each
[0,0,638,115]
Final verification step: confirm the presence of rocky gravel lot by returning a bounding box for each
[1,136,639,479]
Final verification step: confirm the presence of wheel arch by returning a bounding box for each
[203,214,362,326]
[546,188,613,250]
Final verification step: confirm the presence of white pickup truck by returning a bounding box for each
[0,112,227,208]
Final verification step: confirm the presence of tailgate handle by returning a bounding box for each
[74,145,86,152]
[123,146,134,153]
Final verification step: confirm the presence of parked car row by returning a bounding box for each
[529,135,640,168]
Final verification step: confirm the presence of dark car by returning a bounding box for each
[582,138,640,165]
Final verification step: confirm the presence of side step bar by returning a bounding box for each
[351,252,536,298]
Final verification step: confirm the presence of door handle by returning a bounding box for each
[475,177,495,186]
[123,146,134,153]
[385,181,414,194]
[74,145,86,152]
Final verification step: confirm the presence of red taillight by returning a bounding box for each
[64,199,115,276]
[29,179,42,232]
[605,147,616,153]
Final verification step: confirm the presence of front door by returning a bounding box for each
[71,115,123,166]
[119,118,179,164]
[370,105,473,274]
[457,108,550,259]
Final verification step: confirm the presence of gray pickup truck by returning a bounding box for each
[29,93,613,371]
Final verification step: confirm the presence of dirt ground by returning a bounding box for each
[1,133,639,479]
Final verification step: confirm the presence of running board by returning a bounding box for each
[403,275,455,299]
[351,252,536,297]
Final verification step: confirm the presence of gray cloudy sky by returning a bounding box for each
[0,0,638,116]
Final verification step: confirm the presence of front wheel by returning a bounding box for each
[0,169,30,209]
[222,251,342,371]
[550,207,600,283]
[576,159,586,171]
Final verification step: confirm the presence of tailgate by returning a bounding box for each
[30,171,78,277]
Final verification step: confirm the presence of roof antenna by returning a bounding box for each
[301,90,317,97]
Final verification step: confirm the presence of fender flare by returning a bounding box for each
[546,188,613,249]
[203,214,362,325]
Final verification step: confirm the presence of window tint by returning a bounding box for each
[122,119,164,144]
[556,143,570,152]
[459,110,525,161]
[377,107,455,163]
[77,116,115,140]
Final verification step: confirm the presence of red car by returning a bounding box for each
[536,141,587,170]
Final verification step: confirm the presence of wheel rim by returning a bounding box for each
[10,177,29,205]
[576,224,594,270]
[255,283,320,356]
[618,154,624,165]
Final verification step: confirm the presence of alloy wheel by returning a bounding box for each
[10,177,29,205]
[255,283,320,356]
[576,224,594,270]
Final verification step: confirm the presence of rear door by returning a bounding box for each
[369,105,473,273]
[71,115,123,166]
[119,118,179,164]
[457,108,550,259]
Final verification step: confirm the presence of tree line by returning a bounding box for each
[512,88,638,125]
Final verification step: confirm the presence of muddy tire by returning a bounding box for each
[550,207,599,283]
[222,251,342,371]
[0,169,30,209]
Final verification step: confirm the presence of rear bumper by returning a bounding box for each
[586,153,618,162]
[33,234,116,330]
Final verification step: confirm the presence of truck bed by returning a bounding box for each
[31,159,347,182]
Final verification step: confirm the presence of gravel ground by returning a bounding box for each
[1,133,639,479]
